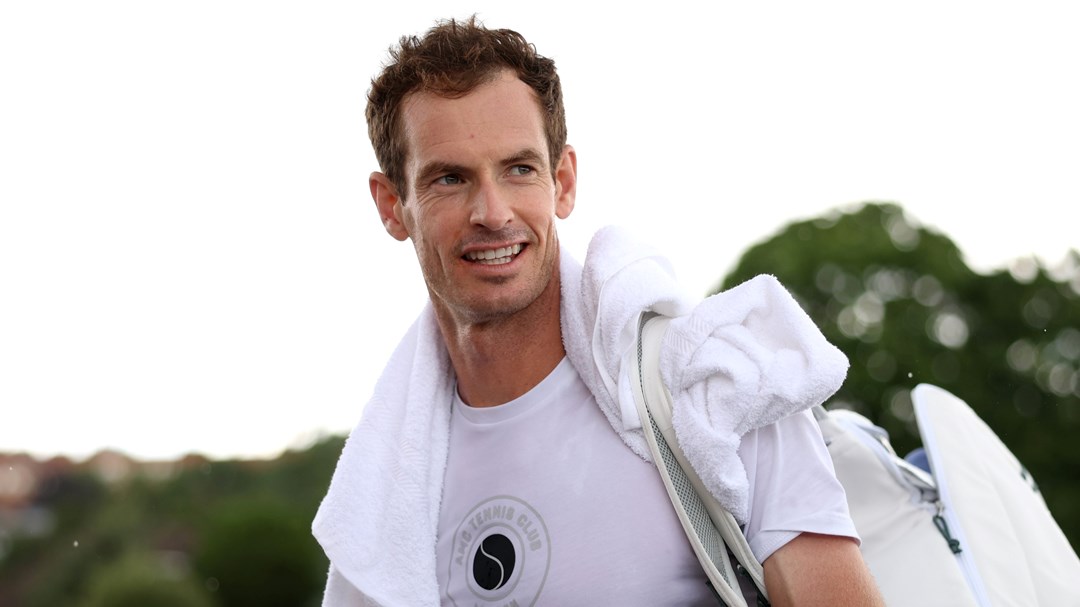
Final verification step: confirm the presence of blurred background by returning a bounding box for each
[2,1,1078,605]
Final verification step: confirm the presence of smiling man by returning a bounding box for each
[371,69,575,409]
[313,16,884,606]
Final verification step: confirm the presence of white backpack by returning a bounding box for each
[632,313,1080,606]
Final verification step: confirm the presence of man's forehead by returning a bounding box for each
[401,72,541,126]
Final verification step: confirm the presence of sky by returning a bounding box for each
[1,1,1078,461]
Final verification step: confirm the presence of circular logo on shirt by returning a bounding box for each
[446,496,550,606]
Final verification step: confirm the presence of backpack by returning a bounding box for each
[632,312,1080,606]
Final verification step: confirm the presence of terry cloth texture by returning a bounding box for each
[311,225,849,606]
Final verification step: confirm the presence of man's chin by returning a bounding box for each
[441,287,546,326]
[453,300,531,326]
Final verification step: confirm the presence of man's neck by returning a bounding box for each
[435,275,565,408]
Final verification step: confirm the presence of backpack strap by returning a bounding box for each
[631,312,769,606]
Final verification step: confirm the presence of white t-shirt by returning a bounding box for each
[436,358,855,606]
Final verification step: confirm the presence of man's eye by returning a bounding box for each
[435,174,462,185]
[508,165,533,176]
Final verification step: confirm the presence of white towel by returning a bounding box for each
[559,225,695,459]
[312,225,848,604]
[312,307,453,606]
[661,274,851,522]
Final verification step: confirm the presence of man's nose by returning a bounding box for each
[469,179,513,230]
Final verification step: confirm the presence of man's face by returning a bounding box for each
[371,70,576,326]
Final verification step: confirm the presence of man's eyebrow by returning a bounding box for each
[414,161,469,187]
[503,149,547,167]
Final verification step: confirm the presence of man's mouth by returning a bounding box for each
[464,244,524,265]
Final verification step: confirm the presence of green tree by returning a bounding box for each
[193,497,324,607]
[79,552,214,607]
[3,436,342,607]
[717,202,1080,548]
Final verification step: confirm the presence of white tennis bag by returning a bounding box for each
[633,313,1080,606]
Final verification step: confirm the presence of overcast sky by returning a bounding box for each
[2,1,1077,461]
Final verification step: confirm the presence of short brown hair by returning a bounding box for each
[366,16,566,197]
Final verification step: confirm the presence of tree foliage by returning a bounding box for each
[78,553,213,607]
[0,436,343,607]
[718,202,1080,548]
[193,497,324,607]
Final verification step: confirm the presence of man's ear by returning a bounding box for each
[370,172,410,241]
[554,145,577,220]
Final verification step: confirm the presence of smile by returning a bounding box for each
[464,244,524,265]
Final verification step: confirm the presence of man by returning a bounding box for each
[313,16,884,606]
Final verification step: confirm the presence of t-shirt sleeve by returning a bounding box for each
[739,408,859,563]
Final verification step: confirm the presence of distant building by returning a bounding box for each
[0,453,45,510]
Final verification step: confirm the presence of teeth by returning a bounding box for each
[465,244,523,264]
